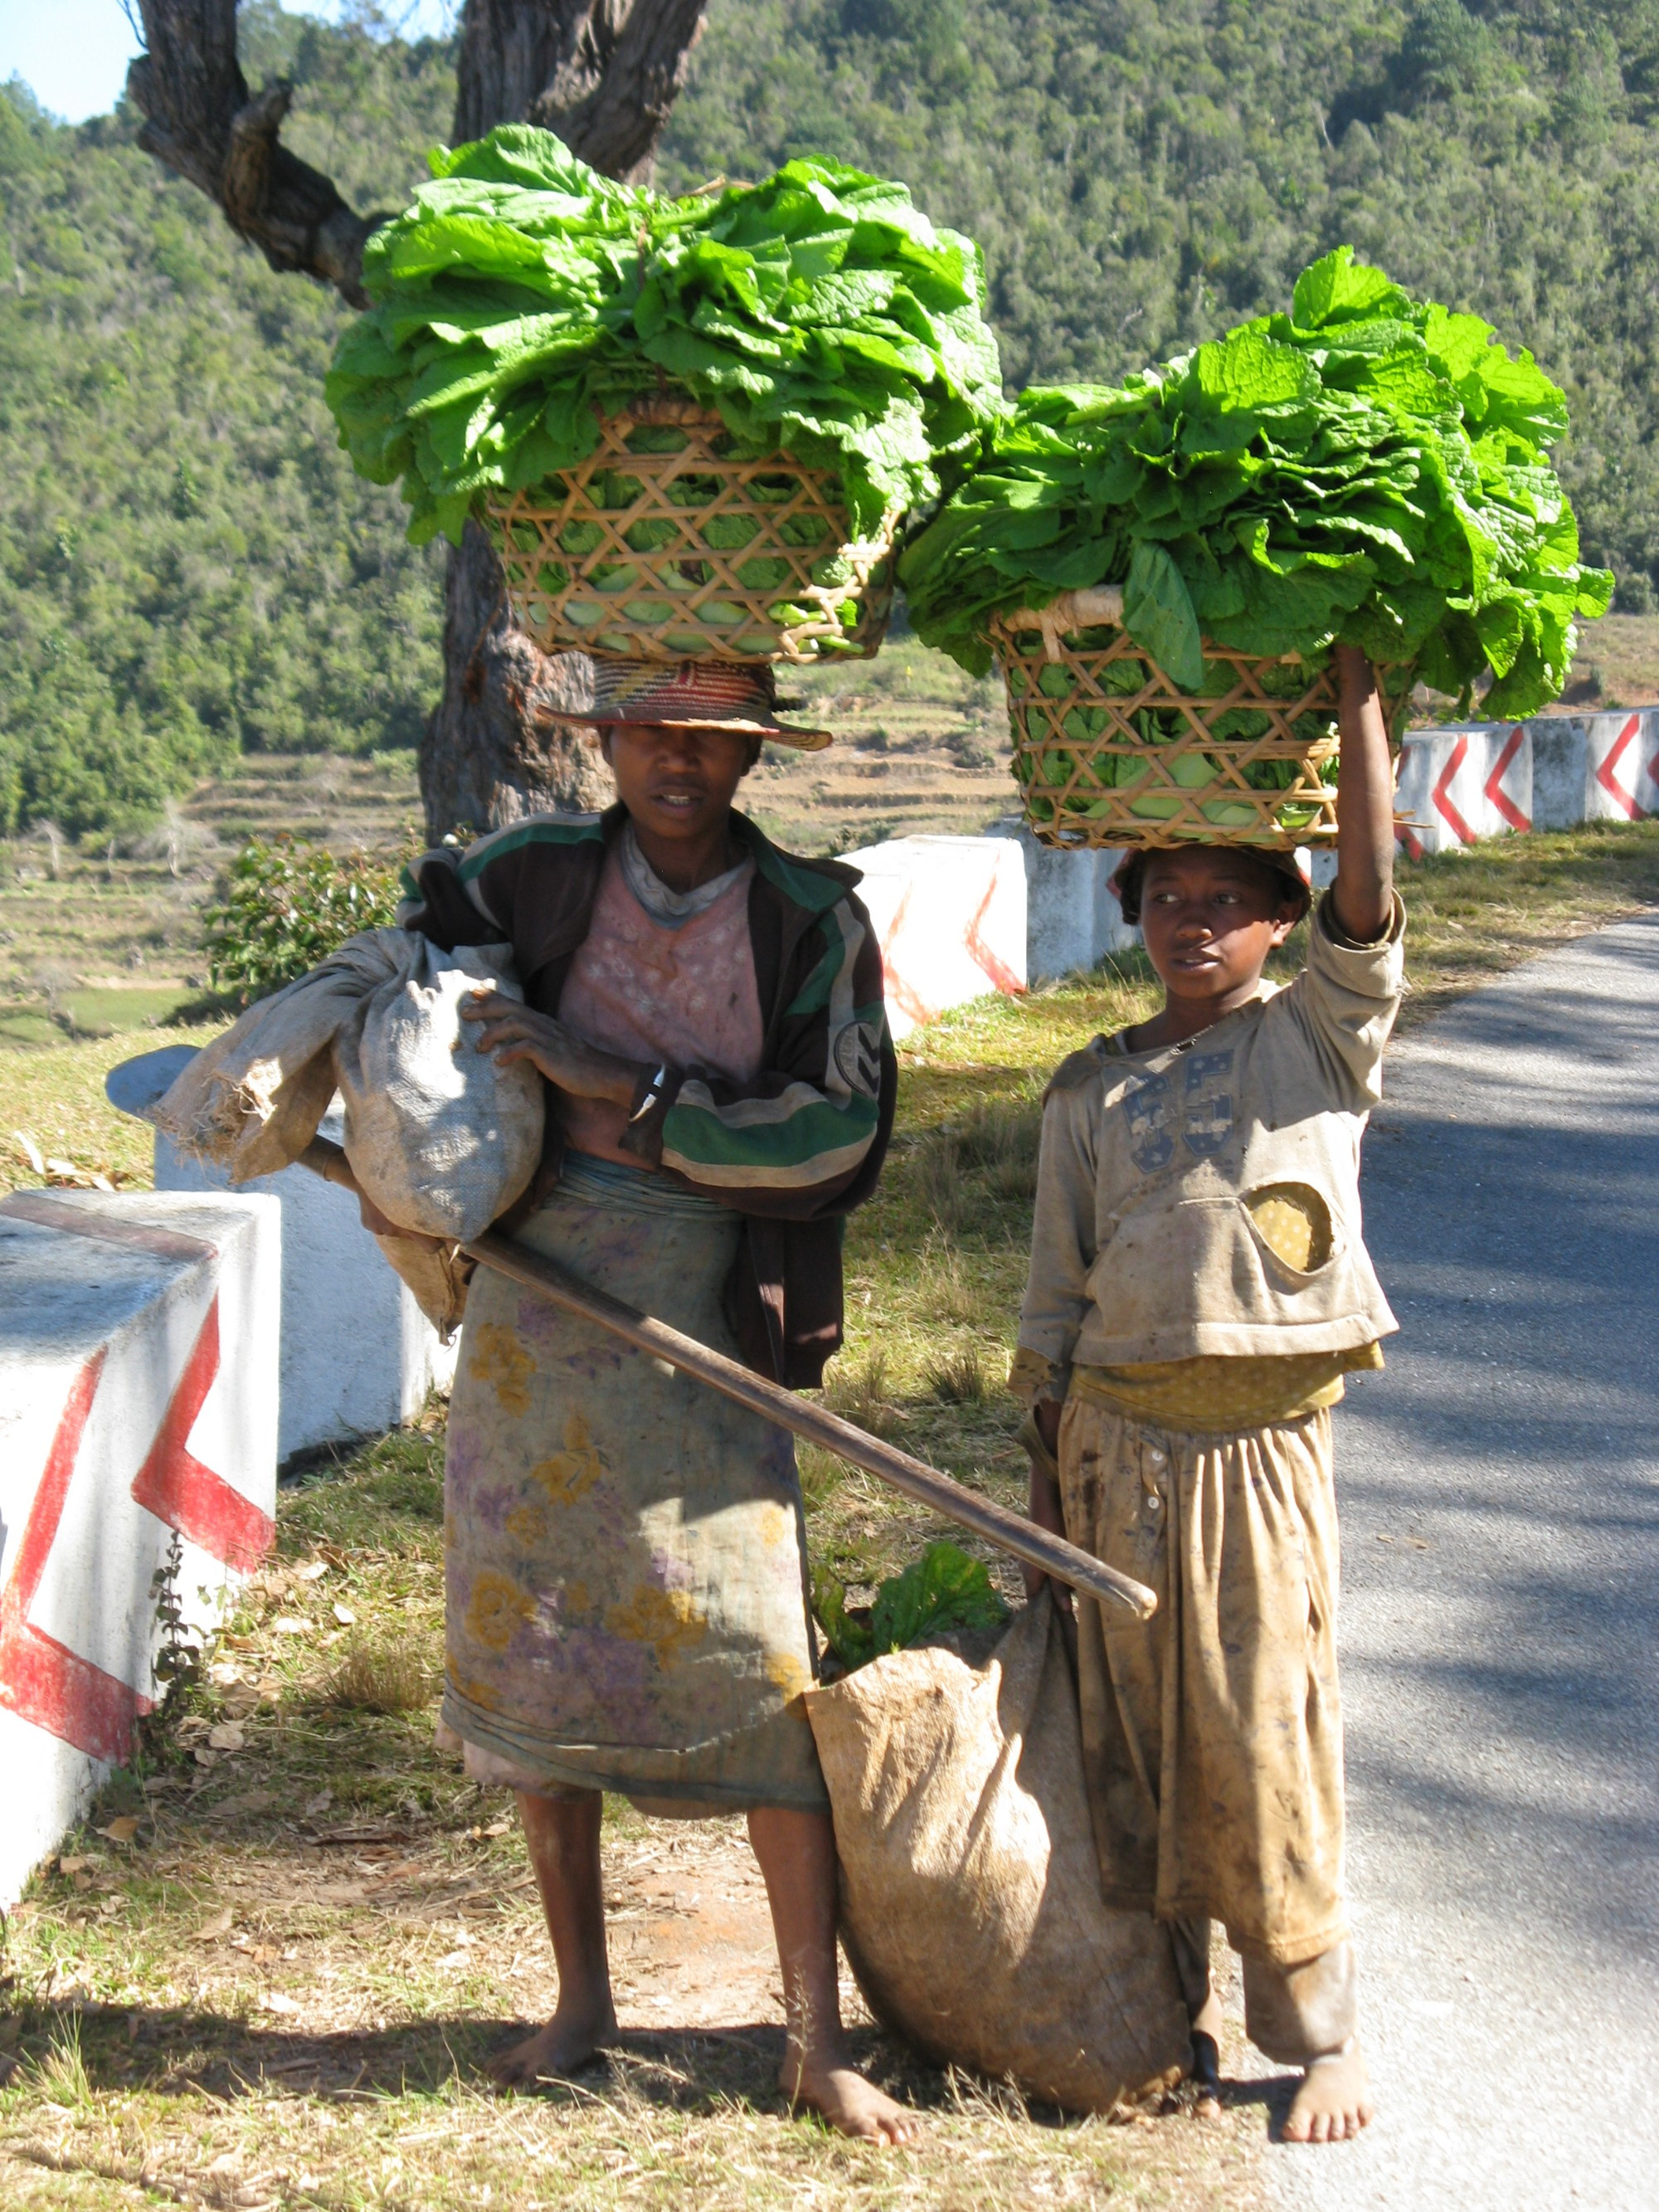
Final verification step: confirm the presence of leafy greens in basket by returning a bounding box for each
[325,127,1005,548]
[898,248,1611,720]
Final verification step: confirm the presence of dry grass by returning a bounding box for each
[326,1635,440,1716]
[922,1342,995,1406]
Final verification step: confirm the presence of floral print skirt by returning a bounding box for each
[440,1151,827,1810]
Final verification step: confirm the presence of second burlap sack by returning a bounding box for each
[803,1589,1191,2113]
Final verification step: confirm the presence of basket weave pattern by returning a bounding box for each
[989,590,1412,850]
[483,397,894,665]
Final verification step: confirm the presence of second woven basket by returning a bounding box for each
[990,588,1414,849]
[483,395,895,665]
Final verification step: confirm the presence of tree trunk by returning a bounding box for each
[128,0,709,841]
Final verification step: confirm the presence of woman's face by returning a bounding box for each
[602,721,753,846]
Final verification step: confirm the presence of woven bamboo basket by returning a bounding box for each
[482,394,895,665]
[989,587,1415,850]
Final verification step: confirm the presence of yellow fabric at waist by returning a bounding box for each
[1073,1344,1384,1434]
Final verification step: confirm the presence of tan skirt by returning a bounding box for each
[1058,1394,1347,1966]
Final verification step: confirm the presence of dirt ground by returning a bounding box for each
[0,1523,1272,2210]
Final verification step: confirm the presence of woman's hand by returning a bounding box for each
[461,991,648,1105]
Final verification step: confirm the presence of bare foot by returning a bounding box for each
[488,2001,618,2089]
[1188,2030,1225,2122]
[1282,2039,1374,2144]
[783,2053,920,2145]
[1187,1986,1224,2122]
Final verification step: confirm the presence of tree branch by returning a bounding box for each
[126,0,387,306]
[532,0,708,181]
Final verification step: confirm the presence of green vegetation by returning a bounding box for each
[327,128,1002,548]
[664,0,1659,615]
[202,831,404,1003]
[11,0,1659,838]
[814,1539,1011,1668]
[902,246,1613,713]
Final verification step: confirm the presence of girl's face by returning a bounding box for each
[601,721,753,847]
[1137,847,1301,1007]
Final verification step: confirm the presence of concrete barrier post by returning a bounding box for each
[1394,724,1530,856]
[1577,710,1659,824]
[0,1191,279,1903]
[154,1104,457,1464]
[985,821,1139,982]
[843,835,1027,1040]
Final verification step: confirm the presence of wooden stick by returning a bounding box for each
[299,1135,1155,1619]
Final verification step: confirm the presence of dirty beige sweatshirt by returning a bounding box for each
[1015,893,1405,1389]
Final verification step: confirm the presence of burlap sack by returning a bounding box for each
[149,928,542,1241]
[333,938,542,1241]
[803,1590,1191,2114]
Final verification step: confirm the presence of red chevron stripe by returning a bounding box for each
[1594,714,1642,819]
[129,1298,275,1573]
[1484,726,1531,833]
[964,876,1024,998]
[0,1351,152,1764]
[1432,733,1476,844]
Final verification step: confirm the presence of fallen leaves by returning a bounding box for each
[207,1722,246,1752]
[203,1790,280,1823]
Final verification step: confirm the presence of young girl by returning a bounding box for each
[1014,646,1402,2143]
[395,658,914,2143]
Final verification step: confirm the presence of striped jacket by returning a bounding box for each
[398,804,896,1386]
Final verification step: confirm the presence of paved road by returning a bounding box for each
[1265,915,1659,2211]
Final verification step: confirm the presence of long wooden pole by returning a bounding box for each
[299,1136,1156,1619]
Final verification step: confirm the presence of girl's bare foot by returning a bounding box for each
[1187,1984,1224,2122]
[488,1998,618,2088]
[782,2049,921,2145]
[1282,2039,1374,2143]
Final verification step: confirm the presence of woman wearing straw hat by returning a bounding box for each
[393,657,913,2142]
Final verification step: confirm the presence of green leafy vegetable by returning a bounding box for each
[899,247,1612,721]
[325,127,1004,549]
[814,1542,1010,1670]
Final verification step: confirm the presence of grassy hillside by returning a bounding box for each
[8,0,1659,840]
[0,6,452,839]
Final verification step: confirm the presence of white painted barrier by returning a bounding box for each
[1398,710,1659,853]
[985,821,1140,982]
[844,834,1027,1039]
[155,1107,457,1465]
[0,1191,278,1904]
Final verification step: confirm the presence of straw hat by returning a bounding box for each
[561,656,833,750]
